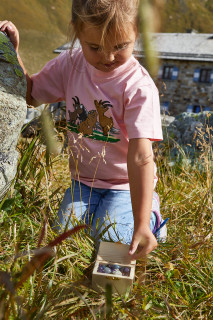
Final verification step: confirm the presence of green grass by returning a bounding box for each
[0,123,212,319]
[0,1,213,318]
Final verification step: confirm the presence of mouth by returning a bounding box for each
[103,62,116,69]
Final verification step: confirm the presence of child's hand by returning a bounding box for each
[128,225,158,260]
[0,20,19,52]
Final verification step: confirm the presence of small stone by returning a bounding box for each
[104,267,112,274]
[123,267,130,276]
[112,264,120,270]
[98,264,106,272]
[112,269,122,276]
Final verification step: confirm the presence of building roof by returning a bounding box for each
[134,33,213,62]
[54,33,213,62]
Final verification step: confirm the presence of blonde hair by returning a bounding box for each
[70,0,139,49]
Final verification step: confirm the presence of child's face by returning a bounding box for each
[78,23,137,72]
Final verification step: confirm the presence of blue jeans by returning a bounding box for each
[56,180,163,244]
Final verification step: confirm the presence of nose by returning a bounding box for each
[103,51,115,62]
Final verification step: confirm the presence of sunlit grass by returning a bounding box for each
[0,120,212,319]
[1,0,213,317]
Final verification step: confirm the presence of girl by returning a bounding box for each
[0,0,167,260]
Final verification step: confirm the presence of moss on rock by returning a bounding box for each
[0,32,23,77]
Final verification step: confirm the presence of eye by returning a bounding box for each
[89,46,100,51]
[115,43,128,51]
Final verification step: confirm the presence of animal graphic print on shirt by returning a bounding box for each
[67,96,120,143]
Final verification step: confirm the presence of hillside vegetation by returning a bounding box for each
[161,0,213,33]
[0,0,71,34]
[1,0,213,34]
[0,0,71,74]
[0,0,213,73]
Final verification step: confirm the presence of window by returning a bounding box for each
[199,69,211,83]
[186,105,211,113]
[158,66,179,80]
[194,68,213,83]
[162,66,173,80]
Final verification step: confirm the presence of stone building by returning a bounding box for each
[134,32,213,115]
[54,32,213,116]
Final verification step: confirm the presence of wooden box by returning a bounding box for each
[92,241,136,295]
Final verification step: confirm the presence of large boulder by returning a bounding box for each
[164,111,213,160]
[0,31,27,200]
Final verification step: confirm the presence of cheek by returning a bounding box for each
[85,49,100,61]
[116,50,132,61]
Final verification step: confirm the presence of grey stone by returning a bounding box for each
[0,31,27,200]
[104,267,111,274]
[161,114,175,127]
[112,269,122,276]
[164,111,213,160]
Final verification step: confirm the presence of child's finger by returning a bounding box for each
[0,20,9,27]
[0,21,15,33]
[0,20,11,31]
[128,239,139,256]
[0,21,19,51]
[130,242,157,260]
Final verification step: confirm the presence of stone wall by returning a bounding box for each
[139,57,213,115]
[158,59,213,115]
[0,31,27,200]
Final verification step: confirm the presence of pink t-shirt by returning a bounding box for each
[32,49,163,190]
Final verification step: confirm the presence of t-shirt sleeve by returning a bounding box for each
[124,83,163,141]
[31,51,69,104]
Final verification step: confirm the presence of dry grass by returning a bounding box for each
[0,124,212,319]
[0,1,213,318]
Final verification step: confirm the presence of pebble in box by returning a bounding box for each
[92,241,136,295]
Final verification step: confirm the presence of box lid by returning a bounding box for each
[96,242,136,265]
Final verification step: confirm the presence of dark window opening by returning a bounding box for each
[199,69,211,83]
[187,105,210,113]
[162,66,173,80]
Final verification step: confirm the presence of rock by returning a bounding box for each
[104,267,112,274]
[161,114,175,127]
[112,269,122,275]
[164,111,213,160]
[112,264,120,270]
[0,31,27,200]
[21,118,42,138]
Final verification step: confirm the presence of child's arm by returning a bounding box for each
[127,138,158,259]
[0,20,41,107]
